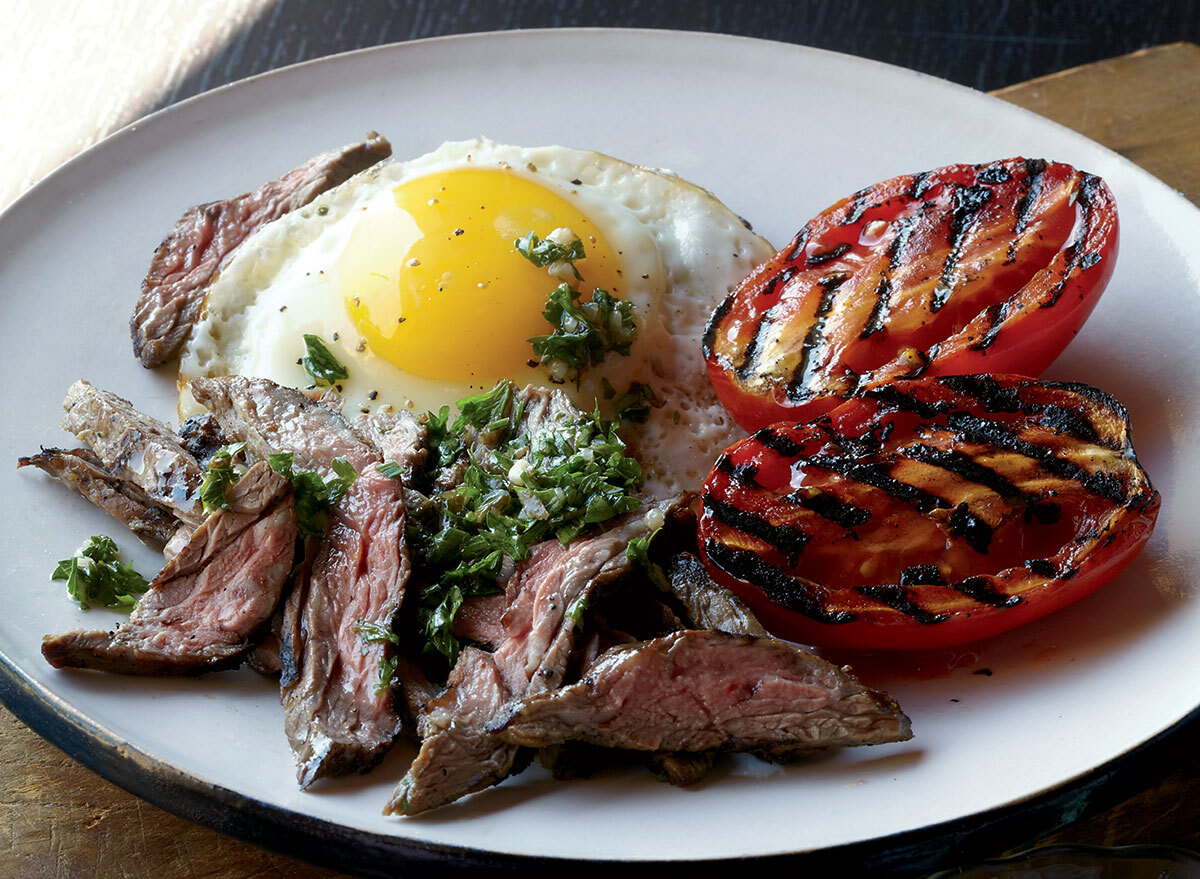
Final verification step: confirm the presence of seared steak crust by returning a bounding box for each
[131,132,392,367]
[493,629,913,755]
[190,375,377,476]
[280,468,410,787]
[18,447,178,548]
[387,498,677,816]
[41,463,297,675]
[666,552,767,637]
[60,380,205,523]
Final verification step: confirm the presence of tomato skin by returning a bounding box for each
[697,375,1159,650]
[704,159,1119,432]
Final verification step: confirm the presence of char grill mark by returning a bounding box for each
[734,267,797,378]
[946,413,1129,503]
[931,184,994,313]
[701,493,809,565]
[808,454,948,515]
[715,454,762,487]
[753,427,804,458]
[1041,172,1104,310]
[861,277,892,338]
[720,226,810,377]
[703,539,855,624]
[788,488,872,531]
[1013,158,1048,240]
[841,188,871,225]
[856,584,949,625]
[900,443,1029,504]
[955,576,1022,609]
[948,502,995,554]
[786,272,850,400]
[701,376,1154,632]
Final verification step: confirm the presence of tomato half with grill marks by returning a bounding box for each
[703,159,1119,431]
[698,375,1158,649]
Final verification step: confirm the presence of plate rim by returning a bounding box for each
[2,26,1197,875]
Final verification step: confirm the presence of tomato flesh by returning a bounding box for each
[703,159,1119,431]
[698,375,1159,649]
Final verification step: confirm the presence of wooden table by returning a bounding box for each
[2,41,1198,879]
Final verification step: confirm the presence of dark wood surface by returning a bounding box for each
[3,6,1200,876]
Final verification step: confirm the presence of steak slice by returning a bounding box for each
[18,448,178,548]
[131,132,392,367]
[665,552,767,637]
[60,380,205,523]
[190,375,377,476]
[191,373,412,784]
[41,462,297,675]
[386,498,676,816]
[280,467,409,786]
[356,408,428,482]
[493,630,912,755]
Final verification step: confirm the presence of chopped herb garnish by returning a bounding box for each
[565,595,589,628]
[612,382,662,423]
[673,409,681,425]
[627,526,669,591]
[301,333,350,386]
[408,381,643,664]
[268,452,358,534]
[529,283,636,384]
[376,460,404,479]
[198,442,247,515]
[354,620,400,696]
[51,535,149,610]
[514,230,585,280]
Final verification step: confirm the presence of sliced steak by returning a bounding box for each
[41,462,297,675]
[176,412,232,468]
[280,468,409,786]
[356,408,428,482]
[18,448,178,548]
[131,132,392,366]
[60,380,205,523]
[451,594,506,649]
[386,498,676,816]
[191,373,414,782]
[666,552,767,637]
[493,630,912,755]
[190,375,376,476]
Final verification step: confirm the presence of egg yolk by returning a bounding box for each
[341,167,623,383]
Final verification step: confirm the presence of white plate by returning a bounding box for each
[1,29,1198,872]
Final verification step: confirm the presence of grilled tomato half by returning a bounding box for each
[703,159,1119,431]
[698,375,1158,649]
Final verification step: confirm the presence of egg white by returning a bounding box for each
[180,138,774,496]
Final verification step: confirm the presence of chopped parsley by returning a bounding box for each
[626,526,669,592]
[52,535,149,610]
[408,381,643,664]
[354,619,401,695]
[376,460,405,479]
[198,442,247,515]
[612,382,662,423]
[514,230,585,280]
[301,333,350,386]
[268,452,358,534]
[516,230,638,384]
[529,283,636,384]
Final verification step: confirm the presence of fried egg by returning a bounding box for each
[180,139,774,496]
